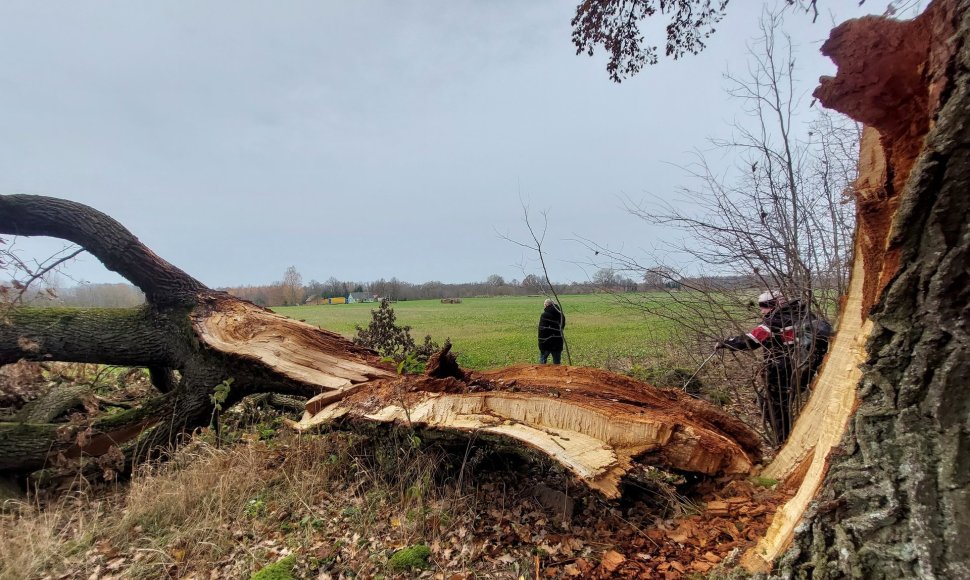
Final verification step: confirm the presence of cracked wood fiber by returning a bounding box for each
[296,364,761,498]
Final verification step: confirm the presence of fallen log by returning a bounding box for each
[0,195,395,473]
[294,363,762,498]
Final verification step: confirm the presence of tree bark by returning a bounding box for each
[0,306,186,367]
[0,195,206,305]
[782,5,969,577]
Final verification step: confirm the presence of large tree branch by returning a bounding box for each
[0,194,763,509]
[0,306,187,367]
[0,195,206,305]
[0,390,177,472]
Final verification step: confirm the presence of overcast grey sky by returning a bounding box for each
[1,1,881,288]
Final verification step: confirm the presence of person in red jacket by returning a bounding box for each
[717,290,831,444]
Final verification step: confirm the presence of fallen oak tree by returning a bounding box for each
[0,195,396,473]
[0,195,761,490]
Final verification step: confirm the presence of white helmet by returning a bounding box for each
[757,290,787,308]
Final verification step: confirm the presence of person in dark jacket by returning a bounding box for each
[537,298,566,364]
[716,290,831,444]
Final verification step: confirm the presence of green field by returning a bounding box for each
[274,294,684,371]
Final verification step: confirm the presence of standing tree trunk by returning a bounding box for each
[739,2,970,577]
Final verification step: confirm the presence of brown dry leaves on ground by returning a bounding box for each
[2,423,783,580]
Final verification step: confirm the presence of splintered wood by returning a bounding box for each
[189,295,759,498]
[740,247,871,570]
[295,365,761,498]
[193,296,395,391]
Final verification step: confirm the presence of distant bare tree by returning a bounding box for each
[280,266,305,306]
[633,10,857,310]
[0,236,84,307]
[597,10,857,306]
[57,283,145,308]
[642,266,680,290]
[486,274,506,288]
[592,267,618,289]
[521,274,543,293]
[322,276,345,299]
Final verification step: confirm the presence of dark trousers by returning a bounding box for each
[761,360,814,444]
[539,349,562,364]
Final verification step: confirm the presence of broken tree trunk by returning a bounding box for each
[0,195,759,493]
[294,363,762,498]
[739,2,970,576]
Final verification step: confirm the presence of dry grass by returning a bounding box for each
[0,421,761,579]
[2,432,355,578]
[0,489,107,579]
[0,427,492,579]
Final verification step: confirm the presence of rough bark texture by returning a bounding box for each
[0,306,187,367]
[0,195,206,305]
[16,384,92,423]
[769,2,969,577]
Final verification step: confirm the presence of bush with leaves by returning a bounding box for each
[353,299,439,369]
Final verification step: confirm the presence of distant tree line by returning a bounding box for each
[13,282,146,308]
[218,266,662,307]
[8,265,772,310]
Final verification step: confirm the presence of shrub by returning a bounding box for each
[354,299,439,368]
[706,387,732,407]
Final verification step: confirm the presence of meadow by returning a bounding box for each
[274,293,685,371]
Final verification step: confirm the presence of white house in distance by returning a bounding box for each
[347,292,375,304]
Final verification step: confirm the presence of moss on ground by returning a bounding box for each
[388,544,431,571]
[250,554,296,580]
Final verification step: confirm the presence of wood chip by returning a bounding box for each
[692,561,713,573]
[601,550,627,573]
[705,500,730,516]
